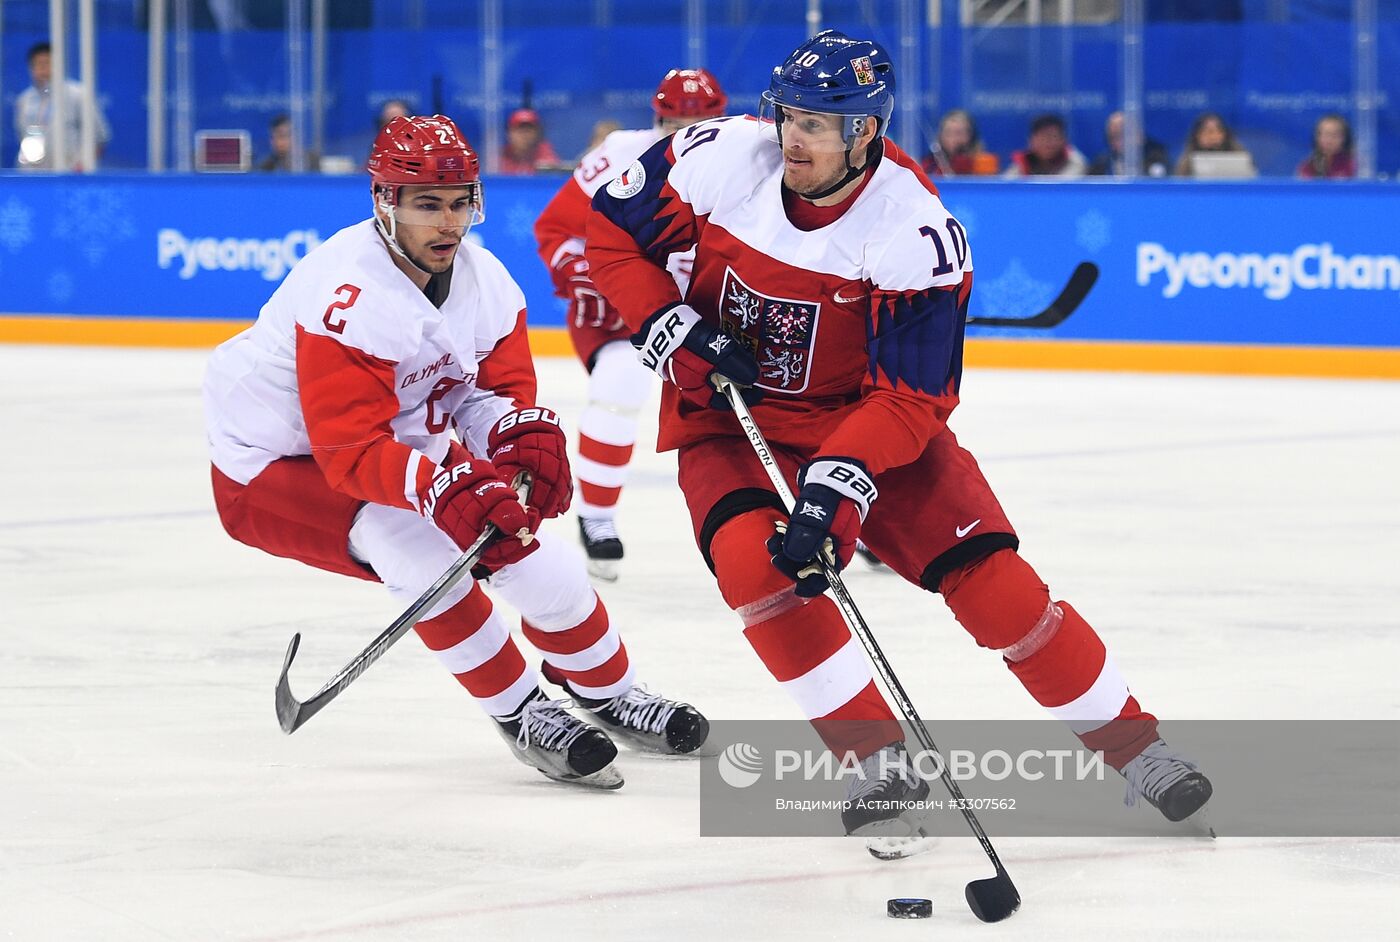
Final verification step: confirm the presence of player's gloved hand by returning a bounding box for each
[631,303,763,411]
[551,253,622,330]
[766,457,878,597]
[418,453,538,569]
[487,406,573,520]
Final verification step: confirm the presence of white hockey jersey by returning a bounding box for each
[203,220,535,511]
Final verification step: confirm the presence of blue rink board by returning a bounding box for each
[0,173,1396,349]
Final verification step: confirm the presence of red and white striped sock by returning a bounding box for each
[413,586,538,718]
[526,594,635,701]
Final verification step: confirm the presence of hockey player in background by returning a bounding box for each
[587,32,1212,835]
[203,115,710,790]
[534,68,728,580]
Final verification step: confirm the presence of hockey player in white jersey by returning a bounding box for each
[203,114,711,789]
[534,68,728,580]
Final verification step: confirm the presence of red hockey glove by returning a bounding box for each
[552,253,622,330]
[766,457,877,597]
[631,303,763,411]
[418,455,538,569]
[487,407,573,520]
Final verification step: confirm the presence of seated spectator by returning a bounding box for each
[1296,113,1355,179]
[1004,113,1087,178]
[1088,110,1171,177]
[921,108,998,176]
[1174,111,1255,177]
[499,108,562,175]
[14,40,110,171]
[258,113,319,172]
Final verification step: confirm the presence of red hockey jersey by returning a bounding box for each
[586,116,973,475]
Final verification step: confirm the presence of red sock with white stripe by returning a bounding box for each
[575,343,651,520]
[526,594,635,701]
[413,587,539,718]
[712,510,902,760]
[942,550,1158,770]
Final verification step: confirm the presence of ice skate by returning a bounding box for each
[495,691,623,789]
[578,515,624,582]
[867,829,938,861]
[842,741,931,837]
[1120,738,1213,823]
[546,665,711,755]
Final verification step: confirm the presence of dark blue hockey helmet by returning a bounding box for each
[761,30,896,146]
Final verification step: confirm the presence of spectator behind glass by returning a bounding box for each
[258,113,319,172]
[1089,110,1171,177]
[1174,111,1255,177]
[375,98,412,132]
[499,108,562,175]
[14,40,110,171]
[921,109,998,176]
[1297,113,1356,179]
[1004,113,1087,178]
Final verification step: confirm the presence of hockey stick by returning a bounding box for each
[964,261,1098,329]
[275,481,532,734]
[716,377,1021,924]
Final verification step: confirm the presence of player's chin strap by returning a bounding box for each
[792,129,883,202]
[372,185,465,277]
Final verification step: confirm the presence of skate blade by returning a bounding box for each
[586,558,620,582]
[539,763,625,790]
[605,724,720,758]
[849,810,927,840]
[867,830,938,861]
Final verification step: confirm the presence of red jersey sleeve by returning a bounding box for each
[585,136,698,330]
[295,325,434,509]
[476,307,538,409]
[817,272,972,474]
[534,177,592,290]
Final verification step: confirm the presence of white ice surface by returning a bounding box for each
[2,346,1397,940]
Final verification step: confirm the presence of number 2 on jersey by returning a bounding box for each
[322,284,361,334]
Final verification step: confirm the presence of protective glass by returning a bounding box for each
[758,97,857,154]
[390,185,485,230]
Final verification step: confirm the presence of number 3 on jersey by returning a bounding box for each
[918,221,968,278]
[322,284,361,334]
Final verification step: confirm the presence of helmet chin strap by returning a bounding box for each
[796,138,882,201]
[373,192,436,275]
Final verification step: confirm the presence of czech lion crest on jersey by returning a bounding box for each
[719,267,820,393]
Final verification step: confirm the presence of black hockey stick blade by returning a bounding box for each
[965,871,1021,923]
[275,632,307,733]
[966,261,1098,329]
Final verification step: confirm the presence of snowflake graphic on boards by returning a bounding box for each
[49,270,75,303]
[974,259,1055,319]
[505,202,537,244]
[50,185,138,266]
[1075,210,1111,254]
[945,204,978,240]
[0,197,35,253]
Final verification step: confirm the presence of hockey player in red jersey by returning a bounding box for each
[586,32,1212,833]
[203,115,711,789]
[534,68,728,580]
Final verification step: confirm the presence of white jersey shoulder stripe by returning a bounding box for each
[573,127,664,198]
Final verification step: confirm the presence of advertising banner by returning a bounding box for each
[1,174,1396,350]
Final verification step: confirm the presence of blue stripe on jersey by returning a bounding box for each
[590,137,694,265]
[867,285,966,397]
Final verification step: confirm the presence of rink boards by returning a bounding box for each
[1,173,1397,378]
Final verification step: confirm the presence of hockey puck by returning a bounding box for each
[887,897,933,919]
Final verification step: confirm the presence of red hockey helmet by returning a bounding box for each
[652,68,728,121]
[368,114,481,202]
